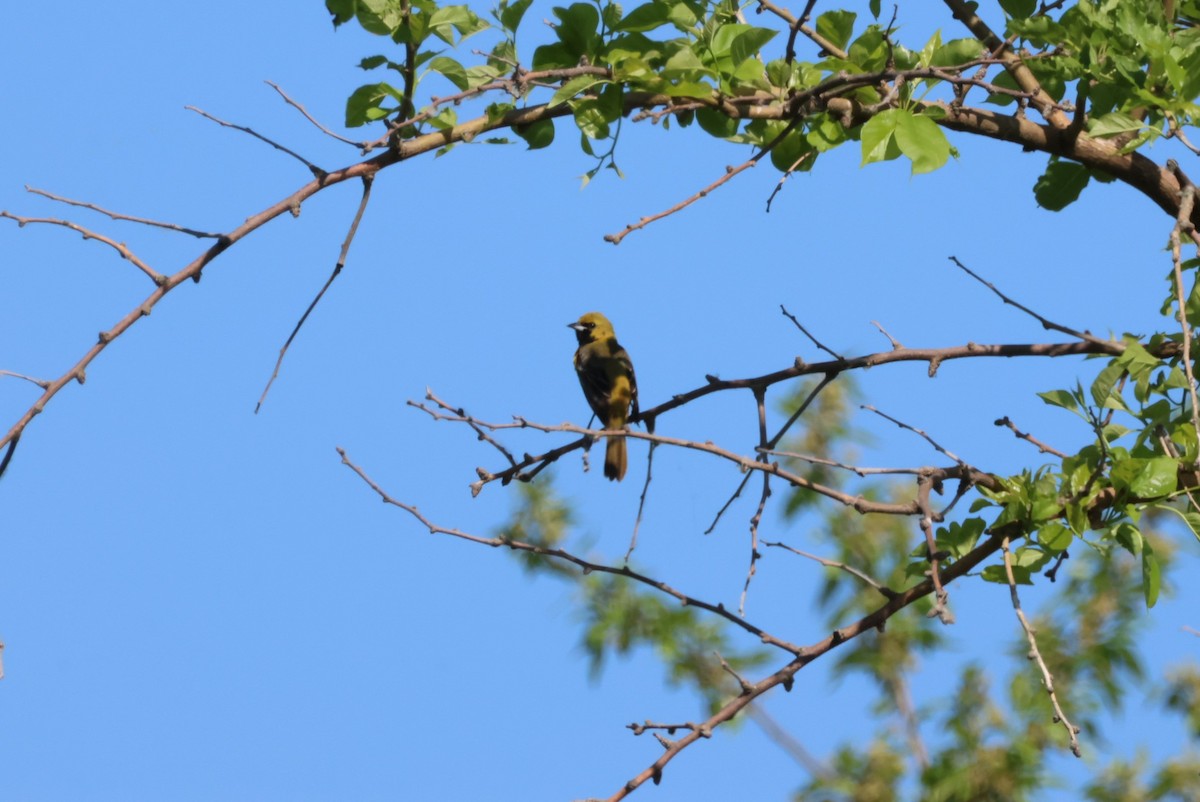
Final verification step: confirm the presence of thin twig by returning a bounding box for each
[762,539,898,599]
[871,320,904,350]
[1001,536,1083,757]
[626,441,658,563]
[0,370,51,390]
[0,212,165,285]
[765,151,813,212]
[0,434,18,482]
[746,705,833,778]
[185,105,327,179]
[994,416,1069,458]
[759,449,919,477]
[23,186,223,238]
[705,473,753,535]
[740,387,771,616]
[780,304,844,360]
[949,256,1106,345]
[863,405,966,466]
[604,158,757,245]
[716,651,754,694]
[265,80,367,149]
[917,473,954,624]
[605,119,803,245]
[419,390,519,467]
[337,447,805,655]
[1169,177,1200,467]
[256,175,374,413]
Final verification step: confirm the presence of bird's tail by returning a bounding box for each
[604,434,627,481]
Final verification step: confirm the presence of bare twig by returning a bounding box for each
[758,449,918,477]
[871,320,904,350]
[605,158,757,245]
[185,105,327,179]
[420,405,975,516]
[863,405,966,466]
[337,447,804,655]
[780,304,844,360]
[606,119,804,245]
[746,705,833,778]
[23,186,223,238]
[265,80,367,149]
[0,212,165,285]
[420,390,518,468]
[1169,174,1200,466]
[888,671,930,770]
[740,387,771,616]
[916,473,954,624]
[764,151,813,212]
[0,435,18,482]
[949,256,1106,346]
[256,175,374,413]
[716,651,754,694]
[994,416,1069,459]
[626,441,658,563]
[1001,536,1083,757]
[704,472,753,535]
[762,539,899,599]
[0,370,51,390]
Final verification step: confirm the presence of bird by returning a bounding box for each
[568,312,639,481]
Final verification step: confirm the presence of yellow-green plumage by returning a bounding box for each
[569,312,639,481]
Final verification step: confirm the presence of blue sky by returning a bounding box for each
[2,1,1198,799]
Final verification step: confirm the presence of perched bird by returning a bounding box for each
[569,312,639,481]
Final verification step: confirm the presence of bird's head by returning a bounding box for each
[568,311,616,345]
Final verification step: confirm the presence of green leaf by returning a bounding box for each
[573,99,610,139]
[1038,388,1081,414]
[359,55,390,70]
[930,38,984,67]
[345,82,402,127]
[860,108,902,165]
[729,27,777,65]
[532,42,576,70]
[615,1,670,32]
[1088,112,1145,138]
[696,108,740,138]
[1154,502,1200,543]
[893,110,951,174]
[428,56,470,90]
[982,563,1031,584]
[806,112,847,151]
[498,0,535,32]
[356,0,405,36]
[999,0,1036,17]
[327,0,356,27]
[1090,359,1127,409]
[1111,456,1178,498]
[514,117,555,149]
[551,75,608,107]
[1033,160,1091,211]
[1038,522,1073,553]
[428,5,488,44]
[816,10,856,52]
[1142,540,1161,608]
[769,127,813,173]
[554,3,601,58]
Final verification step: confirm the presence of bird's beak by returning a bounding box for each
[568,322,585,331]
